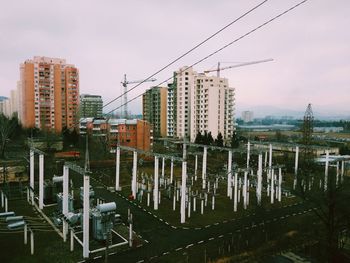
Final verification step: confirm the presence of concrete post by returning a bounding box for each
[243,171,247,209]
[227,151,232,197]
[278,168,282,202]
[1,191,3,208]
[257,154,262,205]
[336,162,339,187]
[63,165,69,242]
[193,196,196,212]
[173,194,176,211]
[39,154,44,209]
[83,174,90,259]
[247,141,250,168]
[170,157,174,184]
[212,195,215,210]
[180,161,187,223]
[234,172,238,212]
[269,144,272,179]
[129,213,133,247]
[202,147,207,189]
[161,157,165,178]
[270,169,274,204]
[132,151,137,198]
[341,161,345,183]
[201,199,204,214]
[30,230,34,255]
[154,156,159,210]
[324,150,329,191]
[264,151,267,168]
[194,155,198,180]
[24,224,27,244]
[70,229,74,251]
[30,150,34,205]
[115,147,120,191]
[5,195,8,212]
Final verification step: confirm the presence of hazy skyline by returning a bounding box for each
[0,0,349,117]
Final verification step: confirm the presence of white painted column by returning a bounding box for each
[161,157,165,178]
[4,195,8,212]
[154,156,159,210]
[194,155,198,180]
[173,193,176,211]
[30,150,34,205]
[115,147,120,191]
[270,169,274,204]
[39,154,44,209]
[269,144,273,179]
[211,195,215,210]
[336,161,340,186]
[234,172,238,212]
[129,213,133,247]
[294,146,299,190]
[246,141,250,168]
[24,224,28,244]
[341,161,345,183]
[83,173,90,259]
[264,151,268,168]
[202,147,207,189]
[227,150,232,197]
[170,157,174,184]
[1,191,3,208]
[257,154,262,205]
[132,151,137,198]
[278,168,282,202]
[62,165,69,242]
[243,171,247,209]
[70,229,74,251]
[193,196,196,212]
[180,161,187,223]
[324,150,329,191]
[30,230,34,255]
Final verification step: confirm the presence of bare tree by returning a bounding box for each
[0,114,18,158]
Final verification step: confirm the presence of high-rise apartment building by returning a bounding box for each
[171,66,235,142]
[0,89,18,118]
[80,94,103,118]
[166,81,176,137]
[19,56,79,132]
[142,86,167,137]
[241,111,254,123]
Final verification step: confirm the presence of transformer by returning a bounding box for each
[80,186,95,207]
[91,202,116,241]
[56,193,74,213]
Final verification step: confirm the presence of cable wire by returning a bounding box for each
[106,0,309,116]
[102,0,269,110]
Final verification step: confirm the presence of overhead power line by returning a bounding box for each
[106,0,309,116]
[102,0,269,110]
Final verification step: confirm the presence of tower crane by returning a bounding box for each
[121,74,156,119]
[204,58,273,77]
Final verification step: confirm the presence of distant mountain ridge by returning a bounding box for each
[236,104,350,120]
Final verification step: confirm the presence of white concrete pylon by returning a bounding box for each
[257,154,263,205]
[132,151,137,198]
[70,229,74,251]
[180,161,187,223]
[30,230,34,255]
[39,154,44,209]
[115,147,120,191]
[247,141,250,168]
[202,147,207,189]
[336,161,339,187]
[324,150,329,191]
[243,171,247,210]
[194,155,198,179]
[30,150,34,205]
[294,146,299,175]
[162,157,165,178]
[270,169,274,204]
[63,165,69,242]
[227,151,232,197]
[278,168,282,202]
[234,172,238,212]
[154,156,159,210]
[170,157,174,184]
[83,173,90,258]
[1,190,3,208]
[264,151,268,168]
[24,224,27,244]
[341,161,345,183]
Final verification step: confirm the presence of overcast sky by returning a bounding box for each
[0,0,349,117]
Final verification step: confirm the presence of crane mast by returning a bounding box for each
[121,75,156,119]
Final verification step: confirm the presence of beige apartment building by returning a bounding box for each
[19,56,79,132]
[172,66,235,142]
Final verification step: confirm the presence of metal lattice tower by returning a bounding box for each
[302,103,314,173]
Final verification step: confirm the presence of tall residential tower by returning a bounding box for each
[19,56,79,132]
[172,66,235,142]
